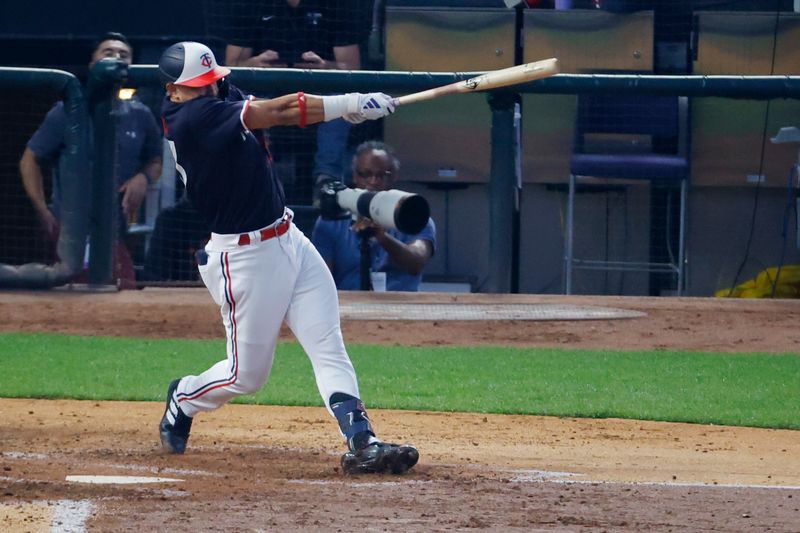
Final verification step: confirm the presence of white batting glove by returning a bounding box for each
[356,93,396,121]
[323,93,396,123]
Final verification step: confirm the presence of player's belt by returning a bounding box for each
[237,214,292,246]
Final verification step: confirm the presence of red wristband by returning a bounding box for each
[297,92,307,129]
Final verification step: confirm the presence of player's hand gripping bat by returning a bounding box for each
[394,58,559,107]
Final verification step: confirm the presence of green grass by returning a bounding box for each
[1,332,798,429]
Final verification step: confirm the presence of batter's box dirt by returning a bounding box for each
[1,399,799,531]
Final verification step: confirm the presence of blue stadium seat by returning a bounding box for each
[564,93,689,295]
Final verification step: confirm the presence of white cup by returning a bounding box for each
[370,271,387,292]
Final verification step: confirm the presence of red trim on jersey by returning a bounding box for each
[161,117,169,135]
[297,92,307,129]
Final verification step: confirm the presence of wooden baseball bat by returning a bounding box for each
[395,58,559,106]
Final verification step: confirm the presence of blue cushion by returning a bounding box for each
[570,154,688,181]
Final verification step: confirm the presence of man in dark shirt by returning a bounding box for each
[20,32,162,242]
[213,0,373,199]
[220,0,369,70]
[157,41,418,475]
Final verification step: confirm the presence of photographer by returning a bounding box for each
[311,141,436,291]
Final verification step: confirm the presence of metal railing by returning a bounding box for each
[3,64,799,290]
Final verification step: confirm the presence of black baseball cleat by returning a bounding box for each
[341,442,419,475]
[159,378,193,454]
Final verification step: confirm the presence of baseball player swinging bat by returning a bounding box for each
[394,57,559,107]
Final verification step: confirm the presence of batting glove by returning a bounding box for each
[357,92,396,121]
[323,93,396,123]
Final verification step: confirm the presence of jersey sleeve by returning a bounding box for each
[27,102,66,161]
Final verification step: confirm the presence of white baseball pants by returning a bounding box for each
[173,217,360,418]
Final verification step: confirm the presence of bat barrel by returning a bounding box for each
[395,58,559,107]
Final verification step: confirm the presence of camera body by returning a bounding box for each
[319,181,430,235]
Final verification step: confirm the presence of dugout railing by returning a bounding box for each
[2,65,800,291]
[0,67,89,289]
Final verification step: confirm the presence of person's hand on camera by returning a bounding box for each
[351,217,386,241]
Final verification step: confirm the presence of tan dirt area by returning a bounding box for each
[0,289,799,532]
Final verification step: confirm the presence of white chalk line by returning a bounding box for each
[52,499,93,533]
[2,449,219,477]
[1,451,49,460]
[0,499,93,533]
[506,469,581,482]
[134,488,191,497]
[193,443,337,456]
[287,479,434,487]
[105,463,221,477]
[0,475,29,483]
[65,475,183,484]
[539,478,800,491]
[4,450,797,492]
[496,466,800,491]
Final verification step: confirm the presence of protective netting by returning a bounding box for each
[1,2,799,295]
[0,88,63,267]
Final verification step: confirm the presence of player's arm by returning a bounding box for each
[244,94,324,129]
[243,92,395,130]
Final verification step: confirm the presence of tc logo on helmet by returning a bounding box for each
[200,52,213,68]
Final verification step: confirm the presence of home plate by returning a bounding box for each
[66,475,183,484]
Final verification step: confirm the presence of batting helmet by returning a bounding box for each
[158,42,230,87]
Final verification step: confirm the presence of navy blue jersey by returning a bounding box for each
[162,85,285,234]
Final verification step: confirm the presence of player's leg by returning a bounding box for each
[160,243,292,453]
[284,226,418,474]
[283,226,360,405]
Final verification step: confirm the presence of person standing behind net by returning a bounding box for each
[20,32,162,250]
[156,41,417,475]
[215,0,373,202]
